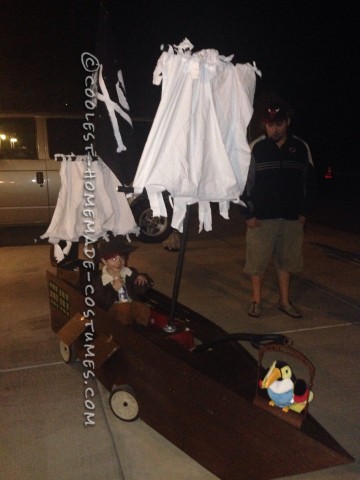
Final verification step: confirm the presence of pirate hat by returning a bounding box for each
[98,237,137,261]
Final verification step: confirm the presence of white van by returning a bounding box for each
[0,113,74,226]
[0,113,172,242]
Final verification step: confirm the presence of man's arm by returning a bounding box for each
[241,153,257,221]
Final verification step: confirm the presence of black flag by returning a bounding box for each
[93,4,139,185]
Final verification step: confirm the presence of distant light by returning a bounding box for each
[10,137,18,148]
[324,166,333,179]
[0,134,6,140]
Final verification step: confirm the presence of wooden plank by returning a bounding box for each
[56,313,87,345]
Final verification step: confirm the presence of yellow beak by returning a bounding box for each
[262,365,281,389]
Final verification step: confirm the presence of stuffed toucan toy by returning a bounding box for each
[259,360,314,413]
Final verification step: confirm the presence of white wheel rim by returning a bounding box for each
[111,390,139,420]
[59,341,70,362]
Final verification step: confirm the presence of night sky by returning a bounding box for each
[0,0,358,172]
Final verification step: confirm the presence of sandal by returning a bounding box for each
[248,302,262,317]
[278,302,302,318]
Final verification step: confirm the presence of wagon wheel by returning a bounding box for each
[59,340,76,364]
[109,385,139,421]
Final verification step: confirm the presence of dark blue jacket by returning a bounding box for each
[241,134,316,220]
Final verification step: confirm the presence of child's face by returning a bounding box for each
[102,254,126,271]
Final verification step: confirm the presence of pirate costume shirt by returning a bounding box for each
[101,264,133,303]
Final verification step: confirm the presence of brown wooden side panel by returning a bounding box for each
[110,330,353,480]
[47,271,86,332]
[56,313,88,345]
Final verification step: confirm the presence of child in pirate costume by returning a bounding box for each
[93,237,154,326]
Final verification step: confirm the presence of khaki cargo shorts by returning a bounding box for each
[244,218,304,276]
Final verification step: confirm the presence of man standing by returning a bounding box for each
[242,101,315,318]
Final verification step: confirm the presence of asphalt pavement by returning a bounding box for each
[1,205,359,480]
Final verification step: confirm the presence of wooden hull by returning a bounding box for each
[47,271,354,480]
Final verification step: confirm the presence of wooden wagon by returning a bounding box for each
[47,269,354,480]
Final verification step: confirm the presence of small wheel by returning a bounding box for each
[59,340,76,364]
[109,385,139,421]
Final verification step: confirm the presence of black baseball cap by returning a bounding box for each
[262,102,289,123]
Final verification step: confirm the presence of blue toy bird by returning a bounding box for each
[260,360,296,412]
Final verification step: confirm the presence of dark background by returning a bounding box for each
[0,0,358,179]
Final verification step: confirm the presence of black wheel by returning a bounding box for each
[59,340,76,364]
[109,385,139,421]
[131,195,173,243]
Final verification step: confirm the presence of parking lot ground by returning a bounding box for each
[1,210,359,479]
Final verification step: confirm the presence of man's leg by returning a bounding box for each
[245,220,275,317]
[277,269,302,317]
[275,219,303,317]
[247,274,263,317]
[251,274,264,305]
[277,269,290,306]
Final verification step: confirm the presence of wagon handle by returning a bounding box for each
[257,343,315,389]
[192,332,292,354]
